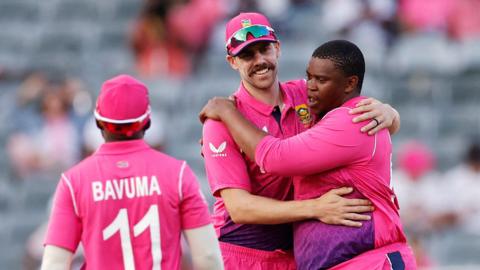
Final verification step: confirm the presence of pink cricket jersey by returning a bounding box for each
[202,80,311,251]
[256,96,414,269]
[44,139,211,270]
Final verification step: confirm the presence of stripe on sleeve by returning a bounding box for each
[61,174,79,217]
[178,161,187,201]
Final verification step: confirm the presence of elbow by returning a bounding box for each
[228,206,250,224]
[227,203,257,224]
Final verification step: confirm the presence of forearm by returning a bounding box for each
[220,108,266,160]
[41,245,73,270]
[184,225,224,270]
[223,189,315,224]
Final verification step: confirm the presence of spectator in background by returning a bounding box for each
[397,0,480,41]
[318,0,399,71]
[392,140,439,269]
[442,142,480,234]
[421,141,480,266]
[7,78,80,180]
[447,0,480,41]
[397,0,452,34]
[320,0,398,48]
[130,0,224,78]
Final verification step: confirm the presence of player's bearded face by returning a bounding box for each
[306,57,350,118]
[229,42,279,91]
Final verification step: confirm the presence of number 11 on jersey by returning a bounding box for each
[103,205,162,270]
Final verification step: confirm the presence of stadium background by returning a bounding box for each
[0,0,479,269]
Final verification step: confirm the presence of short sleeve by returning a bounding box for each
[179,163,212,230]
[202,120,251,196]
[44,175,82,252]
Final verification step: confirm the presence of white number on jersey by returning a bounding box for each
[102,205,162,270]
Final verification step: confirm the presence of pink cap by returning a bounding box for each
[225,12,277,56]
[397,140,436,180]
[94,74,150,124]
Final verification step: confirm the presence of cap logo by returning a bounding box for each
[241,19,252,28]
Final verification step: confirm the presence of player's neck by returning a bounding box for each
[102,131,145,142]
[242,80,283,107]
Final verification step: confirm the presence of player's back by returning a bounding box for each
[52,139,208,270]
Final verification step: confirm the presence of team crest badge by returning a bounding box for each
[295,104,312,127]
[241,19,252,28]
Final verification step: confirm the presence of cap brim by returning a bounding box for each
[229,37,278,56]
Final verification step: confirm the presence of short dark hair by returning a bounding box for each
[312,40,365,92]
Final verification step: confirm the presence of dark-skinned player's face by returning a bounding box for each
[227,41,280,91]
[306,57,356,117]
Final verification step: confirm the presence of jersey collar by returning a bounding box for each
[96,139,150,155]
[234,82,293,116]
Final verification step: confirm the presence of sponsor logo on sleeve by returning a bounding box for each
[209,141,227,157]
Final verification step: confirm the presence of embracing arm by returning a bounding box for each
[199,98,268,160]
[350,98,401,135]
[221,187,372,227]
[215,107,265,161]
[201,103,372,227]
[255,108,375,176]
[199,97,400,161]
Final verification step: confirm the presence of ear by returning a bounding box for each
[144,119,151,131]
[226,55,238,70]
[95,120,104,130]
[345,75,359,94]
[96,120,107,140]
[274,41,281,59]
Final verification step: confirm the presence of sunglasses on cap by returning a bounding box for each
[226,25,277,54]
[98,119,149,137]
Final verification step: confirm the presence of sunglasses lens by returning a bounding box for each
[232,25,271,41]
[227,25,276,54]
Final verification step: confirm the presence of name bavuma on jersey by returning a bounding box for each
[92,175,161,202]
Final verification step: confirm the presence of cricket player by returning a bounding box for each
[202,12,402,270]
[41,75,223,270]
[199,40,416,269]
